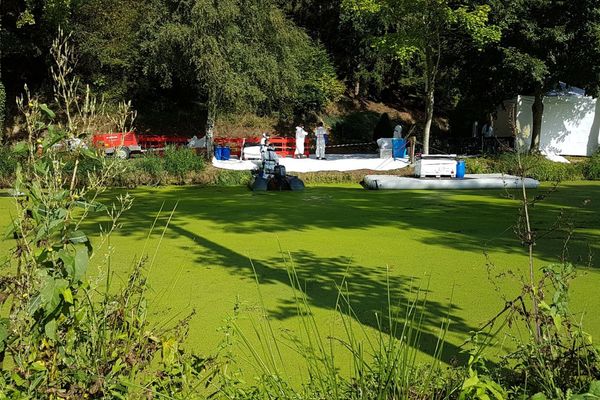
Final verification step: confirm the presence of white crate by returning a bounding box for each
[415,157,456,178]
[379,149,393,158]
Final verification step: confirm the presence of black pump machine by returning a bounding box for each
[250,135,305,191]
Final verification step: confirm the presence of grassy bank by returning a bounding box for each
[466,152,600,181]
[2,146,600,190]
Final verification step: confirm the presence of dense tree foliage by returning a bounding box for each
[342,0,501,153]
[73,0,152,100]
[1,0,343,136]
[491,0,599,150]
[133,0,343,149]
[277,0,396,98]
[143,0,343,118]
[449,0,600,150]
[1,0,599,148]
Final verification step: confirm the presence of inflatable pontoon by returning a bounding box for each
[362,174,540,190]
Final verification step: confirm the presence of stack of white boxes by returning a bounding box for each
[377,138,393,158]
[380,148,393,158]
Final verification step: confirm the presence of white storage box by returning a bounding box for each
[242,145,262,160]
[414,155,457,178]
[379,149,393,158]
[377,138,393,159]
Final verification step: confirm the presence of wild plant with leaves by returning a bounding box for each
[0,32,214,399]
[472,148,600,399]
[0,93,209,400]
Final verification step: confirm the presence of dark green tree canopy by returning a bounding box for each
[136,0,343,120]
[1,0,599,145]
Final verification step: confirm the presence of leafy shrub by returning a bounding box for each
[583,151,600,180]
[467,154,585,181]
[538,161,584,181]
[63,153,133,187]
[465,157,494,174]
[498,263,600,397]
[212,169,252,186]
[64,152,104,179]
[0,146,20,179]
[506,154,584,181]
[163,146,205,177]
[134,154,165,177]
[0,96,210,398]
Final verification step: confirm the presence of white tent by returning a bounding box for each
[495,85,600,156]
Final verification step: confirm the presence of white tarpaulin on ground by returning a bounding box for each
[541,151,570,163]
[213,154,410,172]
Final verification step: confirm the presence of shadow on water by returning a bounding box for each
[80,183,600,364]
[171,221,472,364]
[100,184,599,263]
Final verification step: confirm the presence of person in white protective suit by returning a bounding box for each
[259,133,278,178]
[295,125,309,158]
[314,122,328,160]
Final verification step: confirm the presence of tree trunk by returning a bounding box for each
[422,45,438,155]
[206,103,215,160]
[423,87,434,155]
[354,79,360,97]
[0,12,4,136]
[353,62,362,97]
[0,79,4,137]
[530,87,544,153]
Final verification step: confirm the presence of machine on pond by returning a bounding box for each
[250,135,305,191]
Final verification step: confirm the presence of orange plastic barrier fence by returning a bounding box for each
[138,134,189,149]
[214,136,310,158]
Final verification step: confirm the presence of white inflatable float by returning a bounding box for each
[362,174,540,190]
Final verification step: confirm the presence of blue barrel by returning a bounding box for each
[221,146,231,160]
[392,138,407,158]
[456,160,466,179]
[214,146,223,160]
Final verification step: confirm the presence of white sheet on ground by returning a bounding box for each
[213,153,410,172]
[541,151,570,164]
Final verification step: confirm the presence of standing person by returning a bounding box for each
[481,122,494,138]
[393,124,403,138]
[295,124,309,158]
[481,120,494,153]
[315,122,328,160]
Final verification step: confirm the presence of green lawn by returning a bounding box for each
[1,182,599,376]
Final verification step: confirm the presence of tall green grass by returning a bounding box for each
[222,253,464,399]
